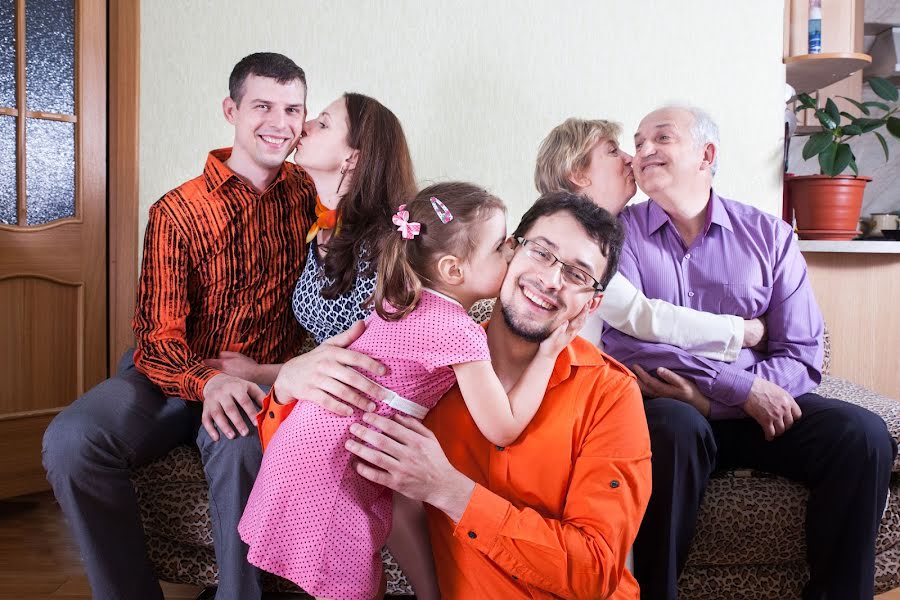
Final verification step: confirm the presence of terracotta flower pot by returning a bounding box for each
[786,174,870,241]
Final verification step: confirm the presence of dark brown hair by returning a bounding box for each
[513,191,624,289]
[374,182,506,321]
[320,93,416,299]
[229,52,306,106]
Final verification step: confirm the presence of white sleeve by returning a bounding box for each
[597,272,745,362]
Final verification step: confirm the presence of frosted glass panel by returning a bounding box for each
[25,118,74,225]
[26,0,74,114]
[0,0,14,107]
[0,115,15,225]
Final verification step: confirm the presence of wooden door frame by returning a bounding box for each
[108,0,140,373]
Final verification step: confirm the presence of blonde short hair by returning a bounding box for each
[534,118,623,195]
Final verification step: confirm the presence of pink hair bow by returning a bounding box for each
[392,204,421,240]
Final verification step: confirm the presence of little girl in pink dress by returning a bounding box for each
[239,182,586,600]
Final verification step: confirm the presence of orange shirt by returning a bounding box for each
[133,148,317,401]
[424,336,652,599]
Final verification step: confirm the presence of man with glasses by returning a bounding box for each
[268,191,652,598]
[602,105,896,599]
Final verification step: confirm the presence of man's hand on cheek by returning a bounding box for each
[345,413,476,523]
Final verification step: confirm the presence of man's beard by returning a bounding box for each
[500,302,553,343]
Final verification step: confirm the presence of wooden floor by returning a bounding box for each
[0,492,202,599]
[1,491,899,600]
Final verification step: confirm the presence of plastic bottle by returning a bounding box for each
[808,0,822,54]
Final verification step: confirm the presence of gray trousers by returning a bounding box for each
[42,351,264,600]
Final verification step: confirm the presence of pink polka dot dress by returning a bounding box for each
[238,290,490,599]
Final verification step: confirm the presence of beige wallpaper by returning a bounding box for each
[139,0,787,239]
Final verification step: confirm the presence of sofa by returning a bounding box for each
[132,317,900,598]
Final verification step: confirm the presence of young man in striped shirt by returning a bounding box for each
[43,53,317,600]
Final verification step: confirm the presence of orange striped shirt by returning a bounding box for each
[133,148,317,401]
[424,336,652,599]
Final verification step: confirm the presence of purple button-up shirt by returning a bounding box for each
[602,191,824,420]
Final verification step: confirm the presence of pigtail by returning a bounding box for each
[373,231,422,321]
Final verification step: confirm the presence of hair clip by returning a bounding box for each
[392,204,421,240]
[430,196,453,224]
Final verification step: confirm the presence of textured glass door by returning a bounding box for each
[1,0,77,227]
[0,0,107,499]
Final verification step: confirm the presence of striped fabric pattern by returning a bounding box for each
[133,148,317,401]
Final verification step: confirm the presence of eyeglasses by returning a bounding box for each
[513,237,604,292]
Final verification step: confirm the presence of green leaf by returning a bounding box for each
[815,108,838,130]
[855,118,885,133]
[832,143,853,176]
[818,143,837,175]
[874,132,890,162]
[840,111,856,122]
[825,98,841,125]
[842,124,862,135]
[864,101,891,112]
[887,116,900,140]
[796,93,818,110]
[837,96,870,115]
[869,77,899,102]
[802,131,834,159]
[848,155,859,176]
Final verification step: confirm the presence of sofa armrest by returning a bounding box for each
[814,375,900,472]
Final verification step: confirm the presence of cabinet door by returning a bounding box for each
[0,0,107,499]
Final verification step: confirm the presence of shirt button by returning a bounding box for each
[268,411,275,419]
[684,253,691,260]
[468,531,477,539]
[610,480,620,488]
[688,291,695,297]
[495,445,505,451]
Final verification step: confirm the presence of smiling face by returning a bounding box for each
[632,107,712,202]
[573,138,636,216]
[294,96,357,177]
[499,211,605,342]
[223,74,306,177]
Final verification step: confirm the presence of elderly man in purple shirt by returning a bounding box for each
[603,105,896,600]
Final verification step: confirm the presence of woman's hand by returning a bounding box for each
[272,321,390,415]
[204,351,261,382]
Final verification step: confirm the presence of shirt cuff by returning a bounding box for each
[453,483,512,556]
[722,316,744,363]
[711,364,756,407]
[709,401,748,420]
[183,363,220,402]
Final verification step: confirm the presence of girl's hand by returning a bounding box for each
[204,351,260,382]
[537,300,591,358]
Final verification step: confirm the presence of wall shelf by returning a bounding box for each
[785,52,872,94]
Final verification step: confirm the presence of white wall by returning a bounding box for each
[140,0,787,238]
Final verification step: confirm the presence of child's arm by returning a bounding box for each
[452,303,590,447]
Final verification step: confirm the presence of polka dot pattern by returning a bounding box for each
[239,291,490,599]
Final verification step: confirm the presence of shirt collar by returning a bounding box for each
[203,147,290,195]
[645,188,733,237]
[482,318,604,389]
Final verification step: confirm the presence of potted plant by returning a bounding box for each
[787,76,900,240]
